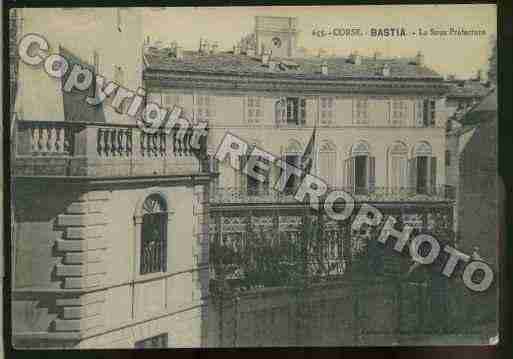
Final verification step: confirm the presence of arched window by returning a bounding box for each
[346,141,375,194]
[414,141,432,157]
[281,139,303,194]
[410,141,436,195]
[388,142,408,189]
[241,139,269,196]
[319,140,336,186]
[140,194,168,274]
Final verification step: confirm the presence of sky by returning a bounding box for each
[142,5,496,79]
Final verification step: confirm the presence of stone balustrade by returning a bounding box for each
[13,120,207,177]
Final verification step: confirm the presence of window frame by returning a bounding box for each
[319,97,335,125]
[134,192,174,278]
[285,97,306,125]
[246,96,264,124]
[354,99,369,124]
[391,99,407,126]
[195,94,216,122]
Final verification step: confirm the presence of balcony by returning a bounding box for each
[210,185,455,205]
[12,120,207,178]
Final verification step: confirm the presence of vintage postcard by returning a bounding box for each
[8,5,498,348]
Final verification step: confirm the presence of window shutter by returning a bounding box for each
[409,158,418,192]
[352,99,355,124]
[422,99,429,127]
[346,158,355,191]
[430,100,436,127]
[430,156,437,194]
[209,156,220,194]
[275,98,284,125]
[160,213,167,272]
[239,155,248,191]
[299,98,306,125]
[368,156,376,192]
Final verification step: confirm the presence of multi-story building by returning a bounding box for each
[448,90,498,263]
[445,74,491,128]
[145,15,451,209]
[144,16,456,345]
[11,8,210,348]
[445,76,493,232]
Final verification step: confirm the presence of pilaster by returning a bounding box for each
[53,190,111,335]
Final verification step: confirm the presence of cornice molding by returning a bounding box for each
[144,70,449,96]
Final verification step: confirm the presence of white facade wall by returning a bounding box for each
[11,8,206,348]
[149,90,448,189]
[14,8,143,124]
[75,185,204,348]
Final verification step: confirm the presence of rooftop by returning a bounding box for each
[144,49,443,81]
[446,79,491,99]
[460,89,497,126]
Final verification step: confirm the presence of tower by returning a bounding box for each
[254,16,299,58]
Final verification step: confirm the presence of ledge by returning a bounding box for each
[55,239,108,252]
[13,173,214,186]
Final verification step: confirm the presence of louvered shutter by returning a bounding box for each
[430,100,436,127]
[368,156,376,193]
[409,158,418,193]
[346,158,355,192]
[239,155,248,191]
[160,213,167,272]
[430,156,437,195]
[275,98,284,125]
[299,98,307,125]
[422,100,429,127]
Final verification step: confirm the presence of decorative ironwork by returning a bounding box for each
[140,194,167,275]
[210,199,455,290]
[211,186,454,205]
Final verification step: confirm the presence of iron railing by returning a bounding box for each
[210,185,455,204]
[140,240,164,275]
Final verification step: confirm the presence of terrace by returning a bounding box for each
[12,120,208,178]
[210,185,455,206]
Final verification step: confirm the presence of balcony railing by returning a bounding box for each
[140,240,164,275]
[210,185,455,204]
[13,120,207,177]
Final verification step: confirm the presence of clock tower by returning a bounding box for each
[255,16,299,58]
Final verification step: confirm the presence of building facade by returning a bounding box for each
[144,16,451,203]
[11,8,210,348]
[144,16,457,345]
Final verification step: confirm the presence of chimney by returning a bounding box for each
[349,51,361,65]
[260,43,266,56]
[233,43,241,55]
[415,51,424,66]
[382,63,390,77]
[321,61,328,75]
[199,39,210,55]
[175,46,183,60]
[261,51,271,65]
[317,48,327,58]
[167,41,178,57]
[475,69,482,82]
[210,42,219,55]
[246,47,256,57]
